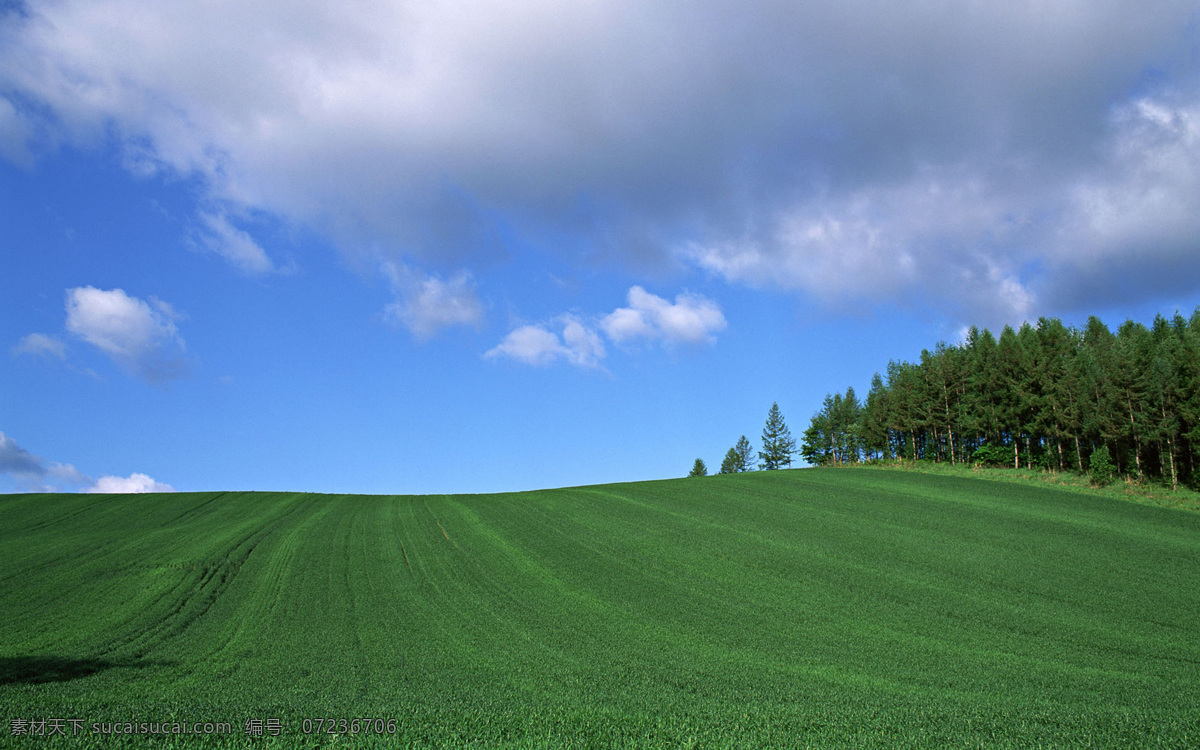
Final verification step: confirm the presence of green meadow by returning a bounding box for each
[2,468,1199,748]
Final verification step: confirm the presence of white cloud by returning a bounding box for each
[485,315,605,369]
[197,210,275,275]
[388,275,484,339]
[486,325,564,366]
[488,285,724,368]
[381,262,484,339]
[601,286,726,345]
[559,317,606,368]
[87,473,176,494]
[12,332,66,360]
[64,286,186,381]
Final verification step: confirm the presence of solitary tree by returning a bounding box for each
[688,458,708,477]
[759,402,796,470]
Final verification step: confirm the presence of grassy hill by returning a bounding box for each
[2,468,1199,748]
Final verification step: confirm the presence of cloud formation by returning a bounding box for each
[12,332,66,360]
[64,286,186,381]
[197,210,276,275]
[3,1,1199,323]
[487,286,723,368]
[381,262,485,339]
[485,316,606,369]
[602,286,726,346]
[87,473,176,494]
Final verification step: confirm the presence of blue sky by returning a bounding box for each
[3,0,1200,494]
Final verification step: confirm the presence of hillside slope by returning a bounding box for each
[2,469,1199,747]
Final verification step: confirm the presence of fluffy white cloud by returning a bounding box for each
[87,473,176,494]
[485,315,606,369]
[488,286,725,368]
[64,286,186,381]
[12,332,66,360]
[601,286,726,345]
[381,262,484,339]
[2,0,1199,321]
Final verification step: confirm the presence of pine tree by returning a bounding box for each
[859,372,891,460]
[719,448,739,474]
[688,458,708,477]
[734,436,754,472]
[759,402,796,470]
[720,436,754,473]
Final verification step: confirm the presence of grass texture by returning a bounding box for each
[2,468,1199,747]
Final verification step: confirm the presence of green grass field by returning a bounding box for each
[2,468,1199,748]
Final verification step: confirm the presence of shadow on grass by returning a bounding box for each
[0,656,170,686]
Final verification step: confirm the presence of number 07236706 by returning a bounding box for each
[300,717,398,735]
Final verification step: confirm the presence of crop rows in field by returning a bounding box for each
[2,469,1199,747]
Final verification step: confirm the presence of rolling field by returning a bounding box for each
[2,468,1199,748]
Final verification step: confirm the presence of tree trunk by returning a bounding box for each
[1164,405,1178,491]
[1013,439,1019,469]
[943,386,956,467]
[1128,398,1142,477]
[1168,439,1178,491]
[1074,435,1083,473]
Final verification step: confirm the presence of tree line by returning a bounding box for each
[799,311,1200,490]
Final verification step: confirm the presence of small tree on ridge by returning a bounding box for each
[759,402,796,470]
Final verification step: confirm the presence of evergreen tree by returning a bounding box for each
[963,326,1002,457]
[835,387,863,463]
[734,436,754,472]
[759,402,796,470]
[996,326,1027,468]
[859,372,892,460]
[1089,445,1116,486]
[1079,317,1122,471]
[720,436,756,473]
[1114,321,1152,477]
[688,458,708,478]
[719,448,738,474]
[801,400,833,466]
[886,360,922,460]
